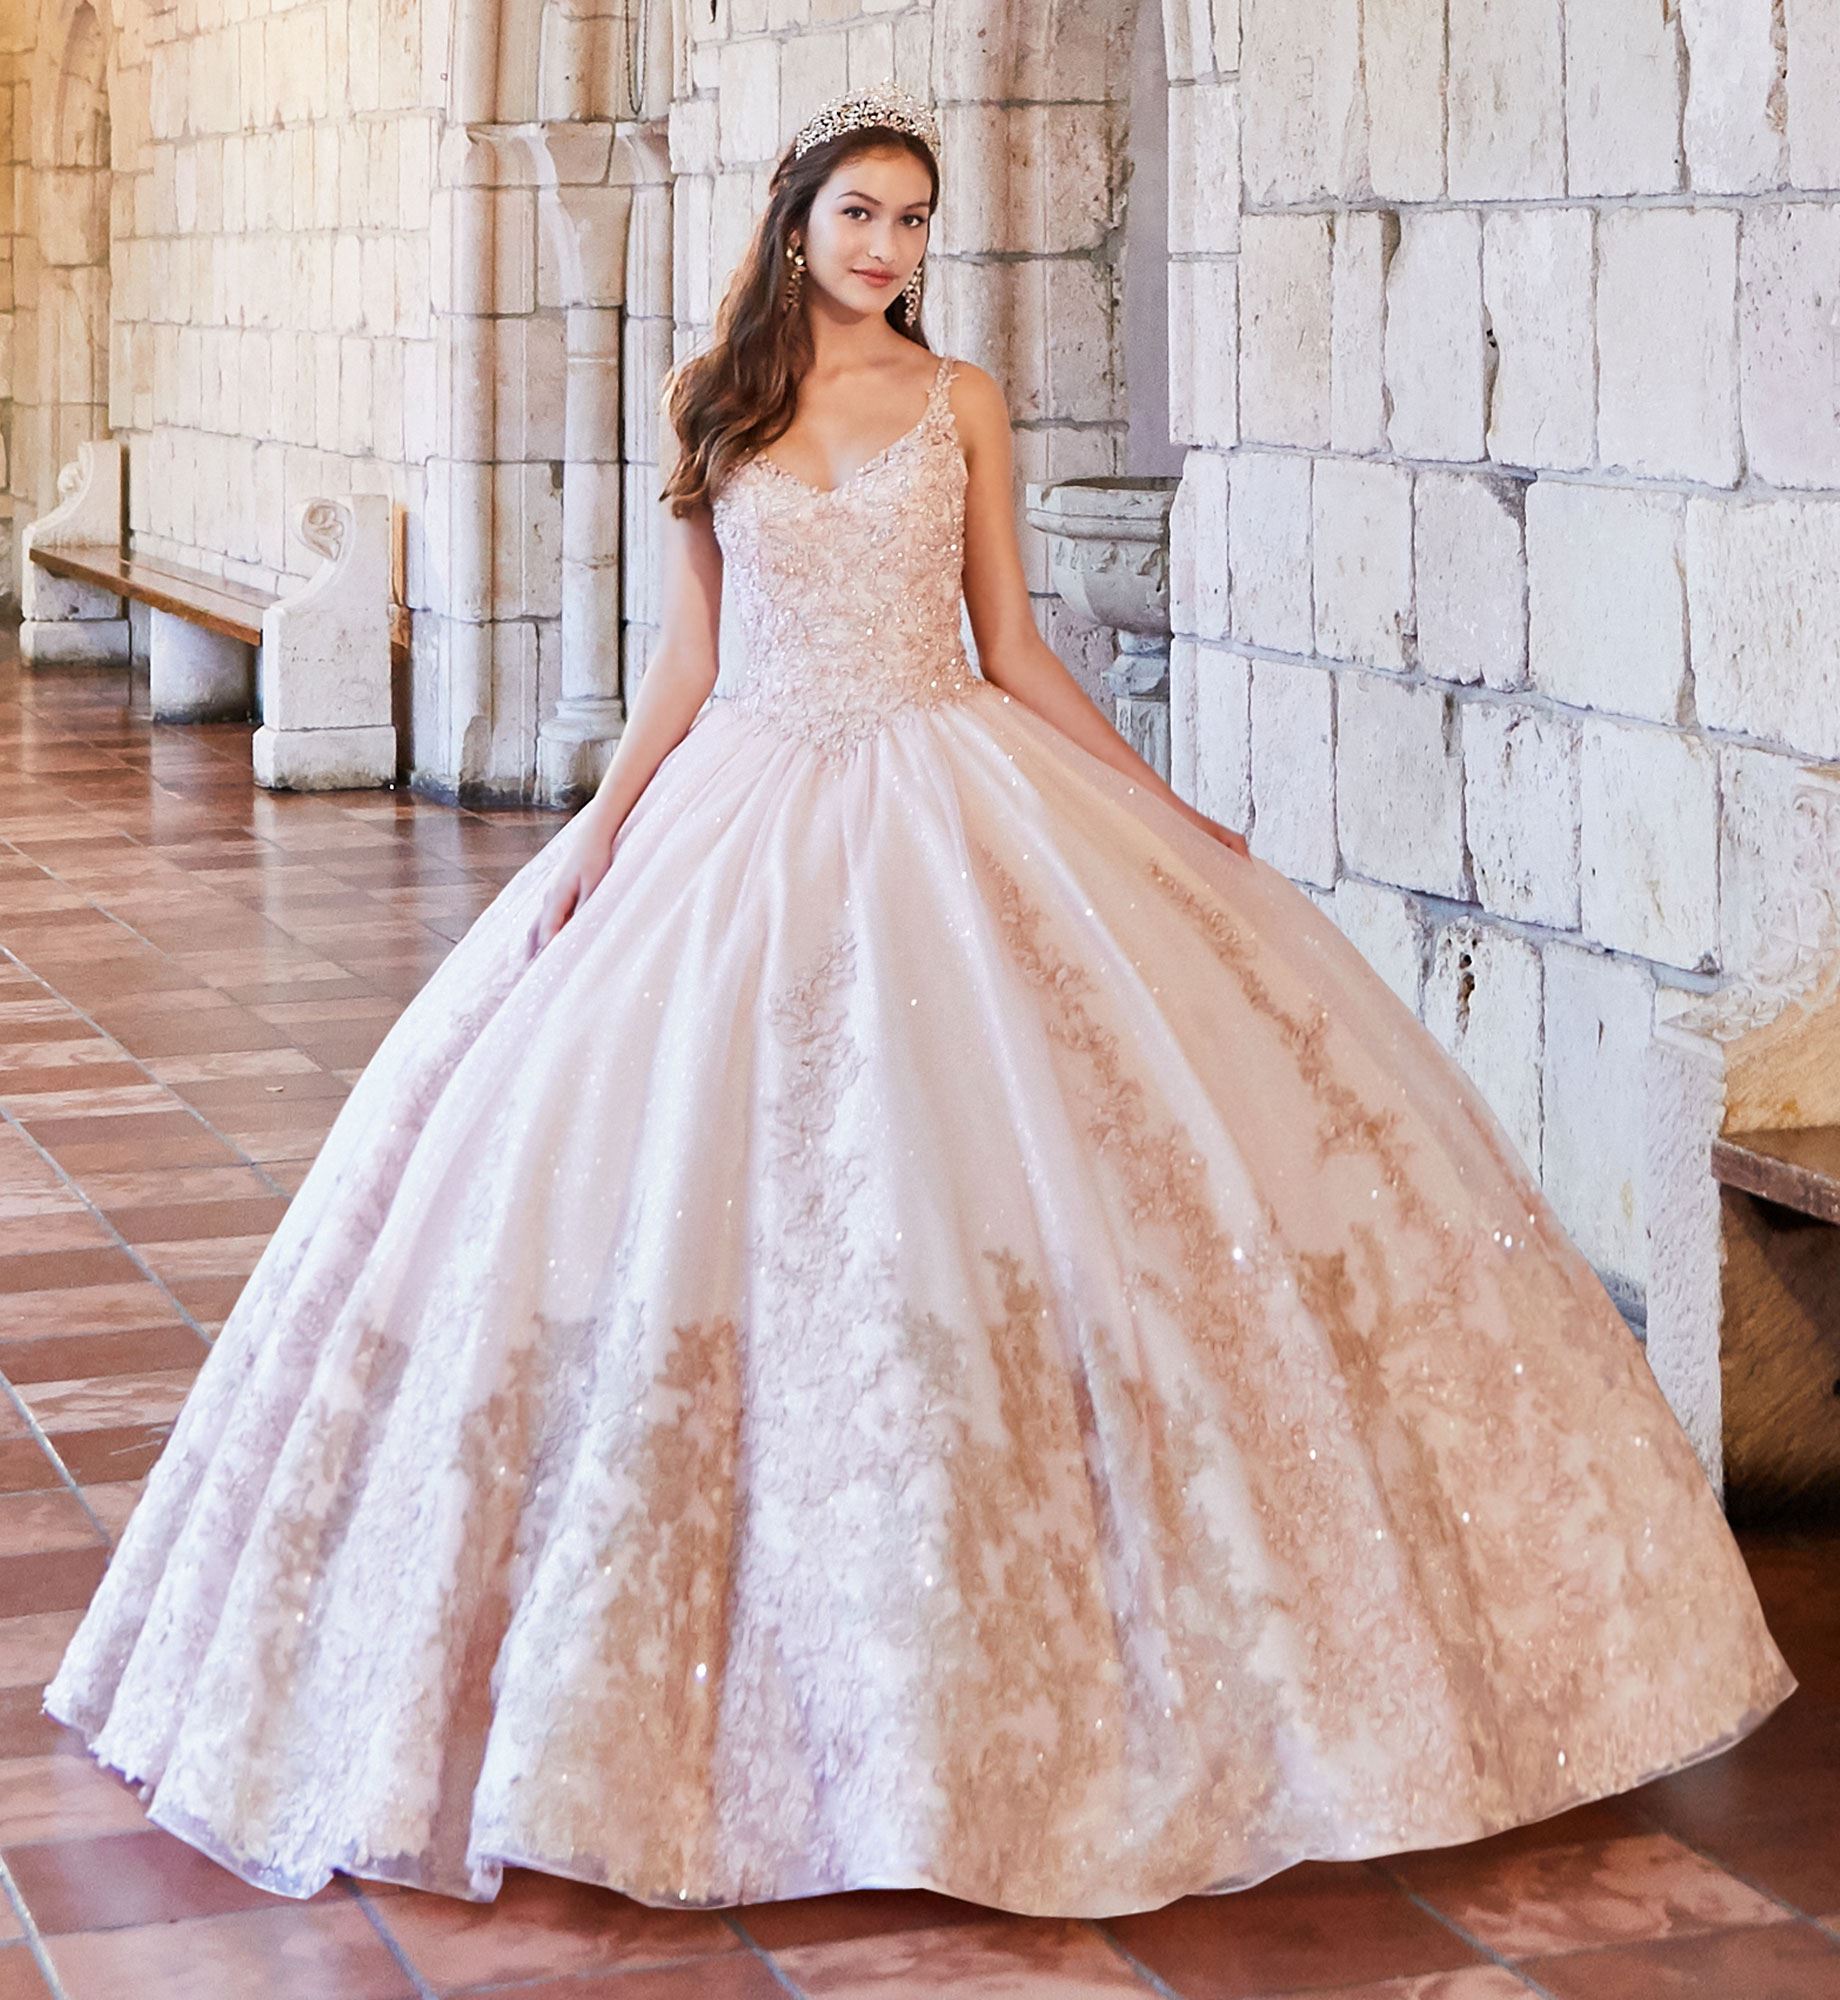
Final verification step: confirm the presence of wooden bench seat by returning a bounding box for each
[20,439,400,790]
[30,545,274,648]
[1713,1127,1840,1228]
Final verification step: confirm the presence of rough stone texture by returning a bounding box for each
[716,40,782,164]
[1168,81,1239,257]
[1424,919,1544,1175]
[1786,0,1840,186]
[1564,0,1686,195]
[1250,658,1336,884]
[1597,210,1742,486]
[1329,209,1389,454]
[1363,0,1445,200]
[1236,213,1332,447]
[1312,457,1413,670]
[1579,719,1721,971]
[1170,449,1231,643]
[7,0,1840,1302]
[1168,256,1238,449]
[1716,739,1824,984]
[1543,943,1655,1289]
[1329,875,1429,1013]
[1171,638,1253,828]
[1526,483,1689,723]
[1448,0,1566,200]
[1481,208,1596,472]
[1413,469,1527,689]
[1384,209,1485,460]
[1687,496,1840,760]
[1739,203,1840,489]
[1681,0,1790,193]
[1238,0,1365,205]
[1460,699,1581,931]
[1336,670,1468,898]
[1227,450,1312,654]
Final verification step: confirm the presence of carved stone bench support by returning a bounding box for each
[19,441,128,667]
[253,495,396,790]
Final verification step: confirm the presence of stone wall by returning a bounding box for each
[0,0,671,803]
[1167,0,1840,1319]
[4,0,1838,1316]
[4,0,445,589]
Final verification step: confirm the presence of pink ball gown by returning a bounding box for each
[45,351,1796,1917]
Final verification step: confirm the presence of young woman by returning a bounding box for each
[46,82,1795,1919]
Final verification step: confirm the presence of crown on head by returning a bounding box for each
[791,81,941,160]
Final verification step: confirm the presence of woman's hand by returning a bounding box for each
[532,796,626,952]
[1173,798,1252,860]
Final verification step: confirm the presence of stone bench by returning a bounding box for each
[1646,764,1840,1524]
[20,439,400,791]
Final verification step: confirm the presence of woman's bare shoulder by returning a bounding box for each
[941,355,1002,401]
[940,357,1009,440]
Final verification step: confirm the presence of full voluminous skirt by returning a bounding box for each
[44,677,1798,1917]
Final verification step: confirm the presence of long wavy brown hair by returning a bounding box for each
[659,125,940,517]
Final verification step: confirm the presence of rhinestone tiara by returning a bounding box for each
[790,81,941,160]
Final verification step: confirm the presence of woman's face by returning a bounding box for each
[794,146,934,320]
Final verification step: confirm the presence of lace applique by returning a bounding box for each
[709,354,983,766]
[971,836,1797,1854]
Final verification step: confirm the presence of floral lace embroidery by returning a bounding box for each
[38,353,1796,1916]
[973,836,1798,1851]
[709,354,982,766]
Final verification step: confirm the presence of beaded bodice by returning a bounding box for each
[709,353,980,761]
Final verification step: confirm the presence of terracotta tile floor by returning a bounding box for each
[0,645,1837,1998]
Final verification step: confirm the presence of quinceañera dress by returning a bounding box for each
[46,352,1796,1917]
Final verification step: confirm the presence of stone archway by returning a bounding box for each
[25,0,113,523]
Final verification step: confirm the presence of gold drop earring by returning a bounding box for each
[784,239,806,310]
[900,259,924,329]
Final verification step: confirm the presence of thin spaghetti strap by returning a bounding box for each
[925,352,958,428]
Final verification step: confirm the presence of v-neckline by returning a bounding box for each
[753,357,950,500]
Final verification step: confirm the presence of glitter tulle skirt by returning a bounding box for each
[41,671,1797,1916]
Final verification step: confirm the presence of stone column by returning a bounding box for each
[538,303,626,802]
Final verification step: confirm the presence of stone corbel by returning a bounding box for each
[251,494,398,791]
[19,440,130,664]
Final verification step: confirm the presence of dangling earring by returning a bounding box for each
[784,239,806,311]
[900,259,924,329]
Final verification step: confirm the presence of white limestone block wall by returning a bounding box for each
[1172,0,1840,1324]
[100,0,441,593]
[5,0,1835,1315]
[2,0,673,804]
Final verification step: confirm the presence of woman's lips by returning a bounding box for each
[855,269,896,287]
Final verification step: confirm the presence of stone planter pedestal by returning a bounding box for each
[1023,476,1180,780]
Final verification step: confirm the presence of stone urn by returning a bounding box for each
[1023,475,1181,779]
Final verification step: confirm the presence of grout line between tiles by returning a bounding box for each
[430,1945,808,1996]
[1091,1917,1187,1995]
[720,1911,814,1996]
[0,931,302,1217]
[0,1852,77,2000]
[1614,1791,1825,1928]
[0,1088,220,1542]
[0,1372,112,1547]
[347,1881,442,2000]
[1368,1868,1556,1997]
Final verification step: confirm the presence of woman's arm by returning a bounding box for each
[534,493,725,948]
[953,363,1249,860]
